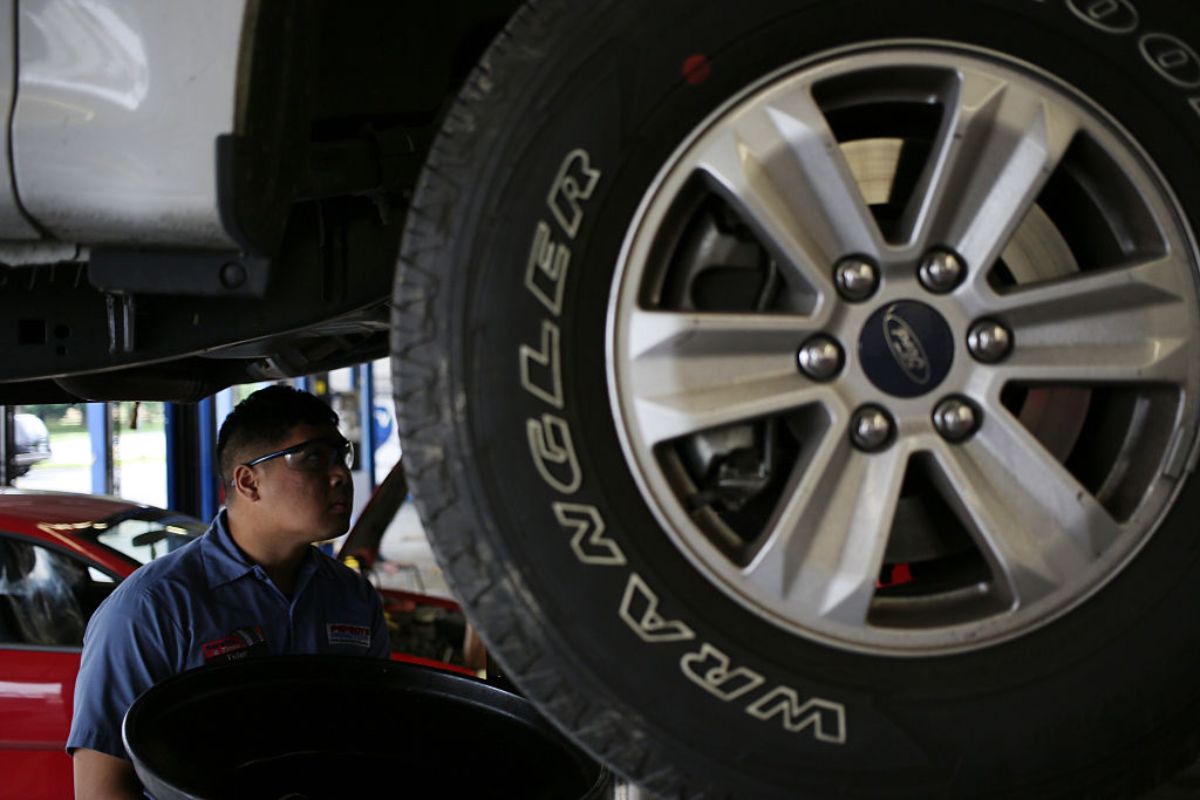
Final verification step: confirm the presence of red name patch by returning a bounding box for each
[202,626,266,661]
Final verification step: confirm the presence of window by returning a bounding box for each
[90,513,202,565]
[0,538,100,647]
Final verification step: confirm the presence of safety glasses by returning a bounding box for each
[243,436,355,472]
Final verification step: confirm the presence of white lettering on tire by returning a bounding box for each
[620,573,696,643]
[680,641,849,742]
[746,688,848,745]
[520,319,564,409]
[681,642,766,702]
[548,149,602,238]
[527,413,582,494]
[526,220,571,315]
[553,502,627,566]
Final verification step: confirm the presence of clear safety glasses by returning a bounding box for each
[243,436,355,472]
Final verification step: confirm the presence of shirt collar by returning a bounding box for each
[201,509,325,594]
[201,510,258,589]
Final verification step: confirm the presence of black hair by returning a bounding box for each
[216,385,339,487]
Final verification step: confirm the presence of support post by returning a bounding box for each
[197,396,218,521]
[358,362,376,491]
[87,402,112,495]
[166,400,220,521]
[166,403,199,517]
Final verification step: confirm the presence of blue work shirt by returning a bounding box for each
[67,510,390,761]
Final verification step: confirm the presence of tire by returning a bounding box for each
[392,1,1200,797]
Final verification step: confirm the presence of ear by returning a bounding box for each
[231,464,261,503]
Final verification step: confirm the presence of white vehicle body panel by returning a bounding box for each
[10,0,247,248]
[0,0,38,239]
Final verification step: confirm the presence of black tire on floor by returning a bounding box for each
[392,1,1200,797]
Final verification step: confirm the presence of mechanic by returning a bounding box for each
[67,385,389,799]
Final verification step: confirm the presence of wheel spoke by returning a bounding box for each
[929,409,1120,608]
[626,308,832,444]
[903,68,1081,273]
[998,338,1189,385]
[693,88,883,292]
[744,434,909,627]
[989,255,1193,384]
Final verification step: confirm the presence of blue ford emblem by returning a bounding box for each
[882,306,931,385]
[858,300,953,398]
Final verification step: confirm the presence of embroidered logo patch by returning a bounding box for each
[202,626,267,663]
[327,623,371,647]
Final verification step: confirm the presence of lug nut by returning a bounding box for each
[932,396,980,443]
[834,256,880,302]
[967,319,1013,363]
[797,336,844,382]
[850,405,894,452]
[918,249,966,293]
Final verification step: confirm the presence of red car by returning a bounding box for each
[0,487,471,800]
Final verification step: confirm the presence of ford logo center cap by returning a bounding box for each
[859,301,954,398]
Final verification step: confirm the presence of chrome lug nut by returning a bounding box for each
[918,249,966,293]
[797,336,844,382]
[967,319,1013,363]
[933,396,980,443]
[850,405,894,452]
[834,256,880,302]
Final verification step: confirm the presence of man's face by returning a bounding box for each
[242,422,354,541]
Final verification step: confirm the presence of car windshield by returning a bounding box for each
[81,508,206,565]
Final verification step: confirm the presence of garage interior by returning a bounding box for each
[2,0,1200,798]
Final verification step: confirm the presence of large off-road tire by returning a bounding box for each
[393,1,1200,796]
